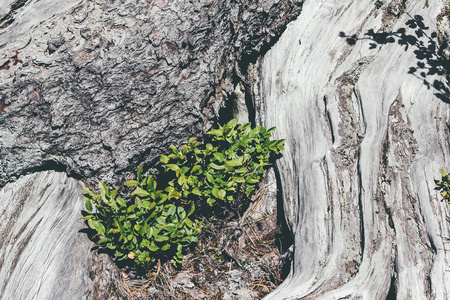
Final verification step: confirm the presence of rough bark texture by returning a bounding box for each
[257,0,450,299]
[0,0,302,299]
[0,0,302,188]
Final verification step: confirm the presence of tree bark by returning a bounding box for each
[0,0,302,188]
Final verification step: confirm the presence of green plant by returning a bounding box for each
[436,169,450,202]
[160,119,285,207]
[82,168,202,267]
[82,119,284,269]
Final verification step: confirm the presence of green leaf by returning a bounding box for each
[149,244,159,251]
[141,176,148,186]
[212,186,220,199]
[156,216,166,225]
[227,118,238,129]
[161,244,170,251]
[85,199,93,212]
[137,166,143,181]
[125,180,138,186]
[440,169,449,176]
[158,194,169,204]
[160,155,169,164]
[213,153,225,162]
[165,224,177,232]
[166,164,180,171]
[181,166,189,174]
[168,206,176,216]
[247,177,260,184]
[88,219,105,236]
[170,144,179,154]
[226,159,242,167]
[210,163,225,170]
[134,198,142,210]
[128,204,137,213]
[146,227,155,238]
[206,173,214,183]
[177,206,186,217]
[146,201,157,210]
[147,178,157,192]
[188,202,195,216]
[155,235,169,242]
[188,137,197,144]
[87,219,97,230]
[191,165,201,174]
[116,196,126,207]
[110,188,119,199]
[232,176,245,183]
[235,167,247,174]
[186,176,195,186]
[267,127,276,134]
[207,129,223,136]
[131,187,150,197]
[82,187,94,197]
[192,188,201,196]
[218,189,226,200]
[178,174,186,186]
[99,181,108,202]
[185,236,198,243]
[141,239,150,247]
[259,126,267,135]
[181,145,188,154]
[165,186,175,193]
[106,243,117,249]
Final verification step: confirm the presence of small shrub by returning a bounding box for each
[160,119,285,208]
[83,170,202,267]
[82,119,284,268]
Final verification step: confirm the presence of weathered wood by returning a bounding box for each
[258,1,450,298]
[0,171,116,299]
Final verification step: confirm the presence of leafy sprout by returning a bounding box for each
[82,119,284,268]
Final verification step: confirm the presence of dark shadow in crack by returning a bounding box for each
[339,14,450,103]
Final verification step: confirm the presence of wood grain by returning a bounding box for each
[260,1,450,299]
